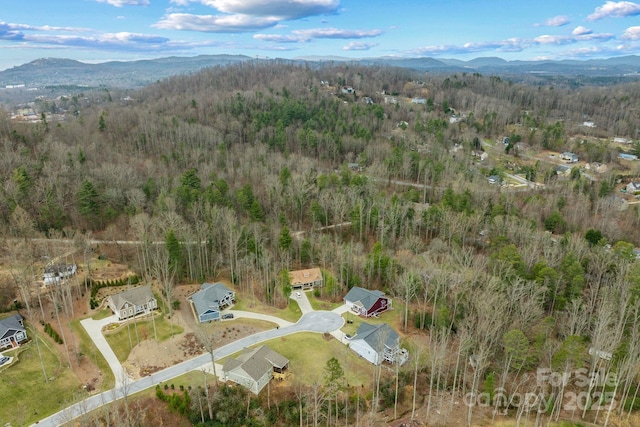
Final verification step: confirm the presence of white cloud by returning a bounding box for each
[536,16,570,27]
[253,27,382,43]
[154,13,280,32]
[0,21,92,41]
[170,0,339,20]
[1,22,89,33]
[96,0,150,6]
[343,41,377,50]
[101,32,169,43]
[414,30,616,57]
[534,35,573,45]
[576,32,614,42]
[622,26,640,39]
[587,1,640,21]
[415,39,528,55]
[158,0,340,32]
[253,34,301,43]
[293,27,381,39]
[572,26,592,35]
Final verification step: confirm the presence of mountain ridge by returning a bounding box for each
[1,54,639,88]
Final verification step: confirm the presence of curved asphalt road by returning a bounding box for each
[32,309,344,427]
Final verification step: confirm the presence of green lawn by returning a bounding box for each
[233,295,302,323]
[226,332,375,387]
[104,314,184,363]
[91,308,113,320]
[307,294,343,311]
[281,299,302,322]
[71,319,115,389]
[0,329,82,426]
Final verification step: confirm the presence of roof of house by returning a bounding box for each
[289,268,322,285]
[0,314,25,337]
[223,345,289,381]
[344,286,386,311]
[629,182,640,190]
[353,322,399,352]
[44,263,76,275]
[191,283,234,316]
[109,285,154,309]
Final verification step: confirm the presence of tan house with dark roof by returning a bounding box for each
[289,268,323,290]
[106,285,157,320]
[222,345,289,394]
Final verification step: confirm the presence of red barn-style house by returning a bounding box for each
[344,287,392,317]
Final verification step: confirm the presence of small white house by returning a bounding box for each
[43,264,77,285]
[472,150,488,161]
[348,322,407,366]
[614,137,630,144]
[627,182,640,194]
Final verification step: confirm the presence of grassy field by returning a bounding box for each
[224,332,375,387]
[71,319,115,389]
[104,314,184,363]
[0,328,82,426]
[307,293,343,311]
[91,308,113,320]
[233,294,302,323]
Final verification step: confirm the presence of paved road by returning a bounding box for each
[32,310,344,427]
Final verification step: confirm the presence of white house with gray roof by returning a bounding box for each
[43,263,77,286]
[0,313,27,350]
[106,285,157,320]
[222,345,289,394]
[344,286,392,317]
[189,282,235,323]
[348,322,407,366]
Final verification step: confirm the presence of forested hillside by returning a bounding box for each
[3,62,640,426]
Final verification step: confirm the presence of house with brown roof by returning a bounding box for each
[106,285,157,320]
[289,268,323,290]
[222,345,289,394]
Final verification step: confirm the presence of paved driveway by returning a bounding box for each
[291,290,313,314]
[224,310,294,328]
[80,316,131,387]
[33,310,344,427]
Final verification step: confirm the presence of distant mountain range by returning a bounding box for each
[0,54,639,89]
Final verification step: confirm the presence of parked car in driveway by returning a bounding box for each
[0,356,10,366]
[296,292,301,298]
[221,313,234,319]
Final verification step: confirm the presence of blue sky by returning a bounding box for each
[1,0,640,70]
